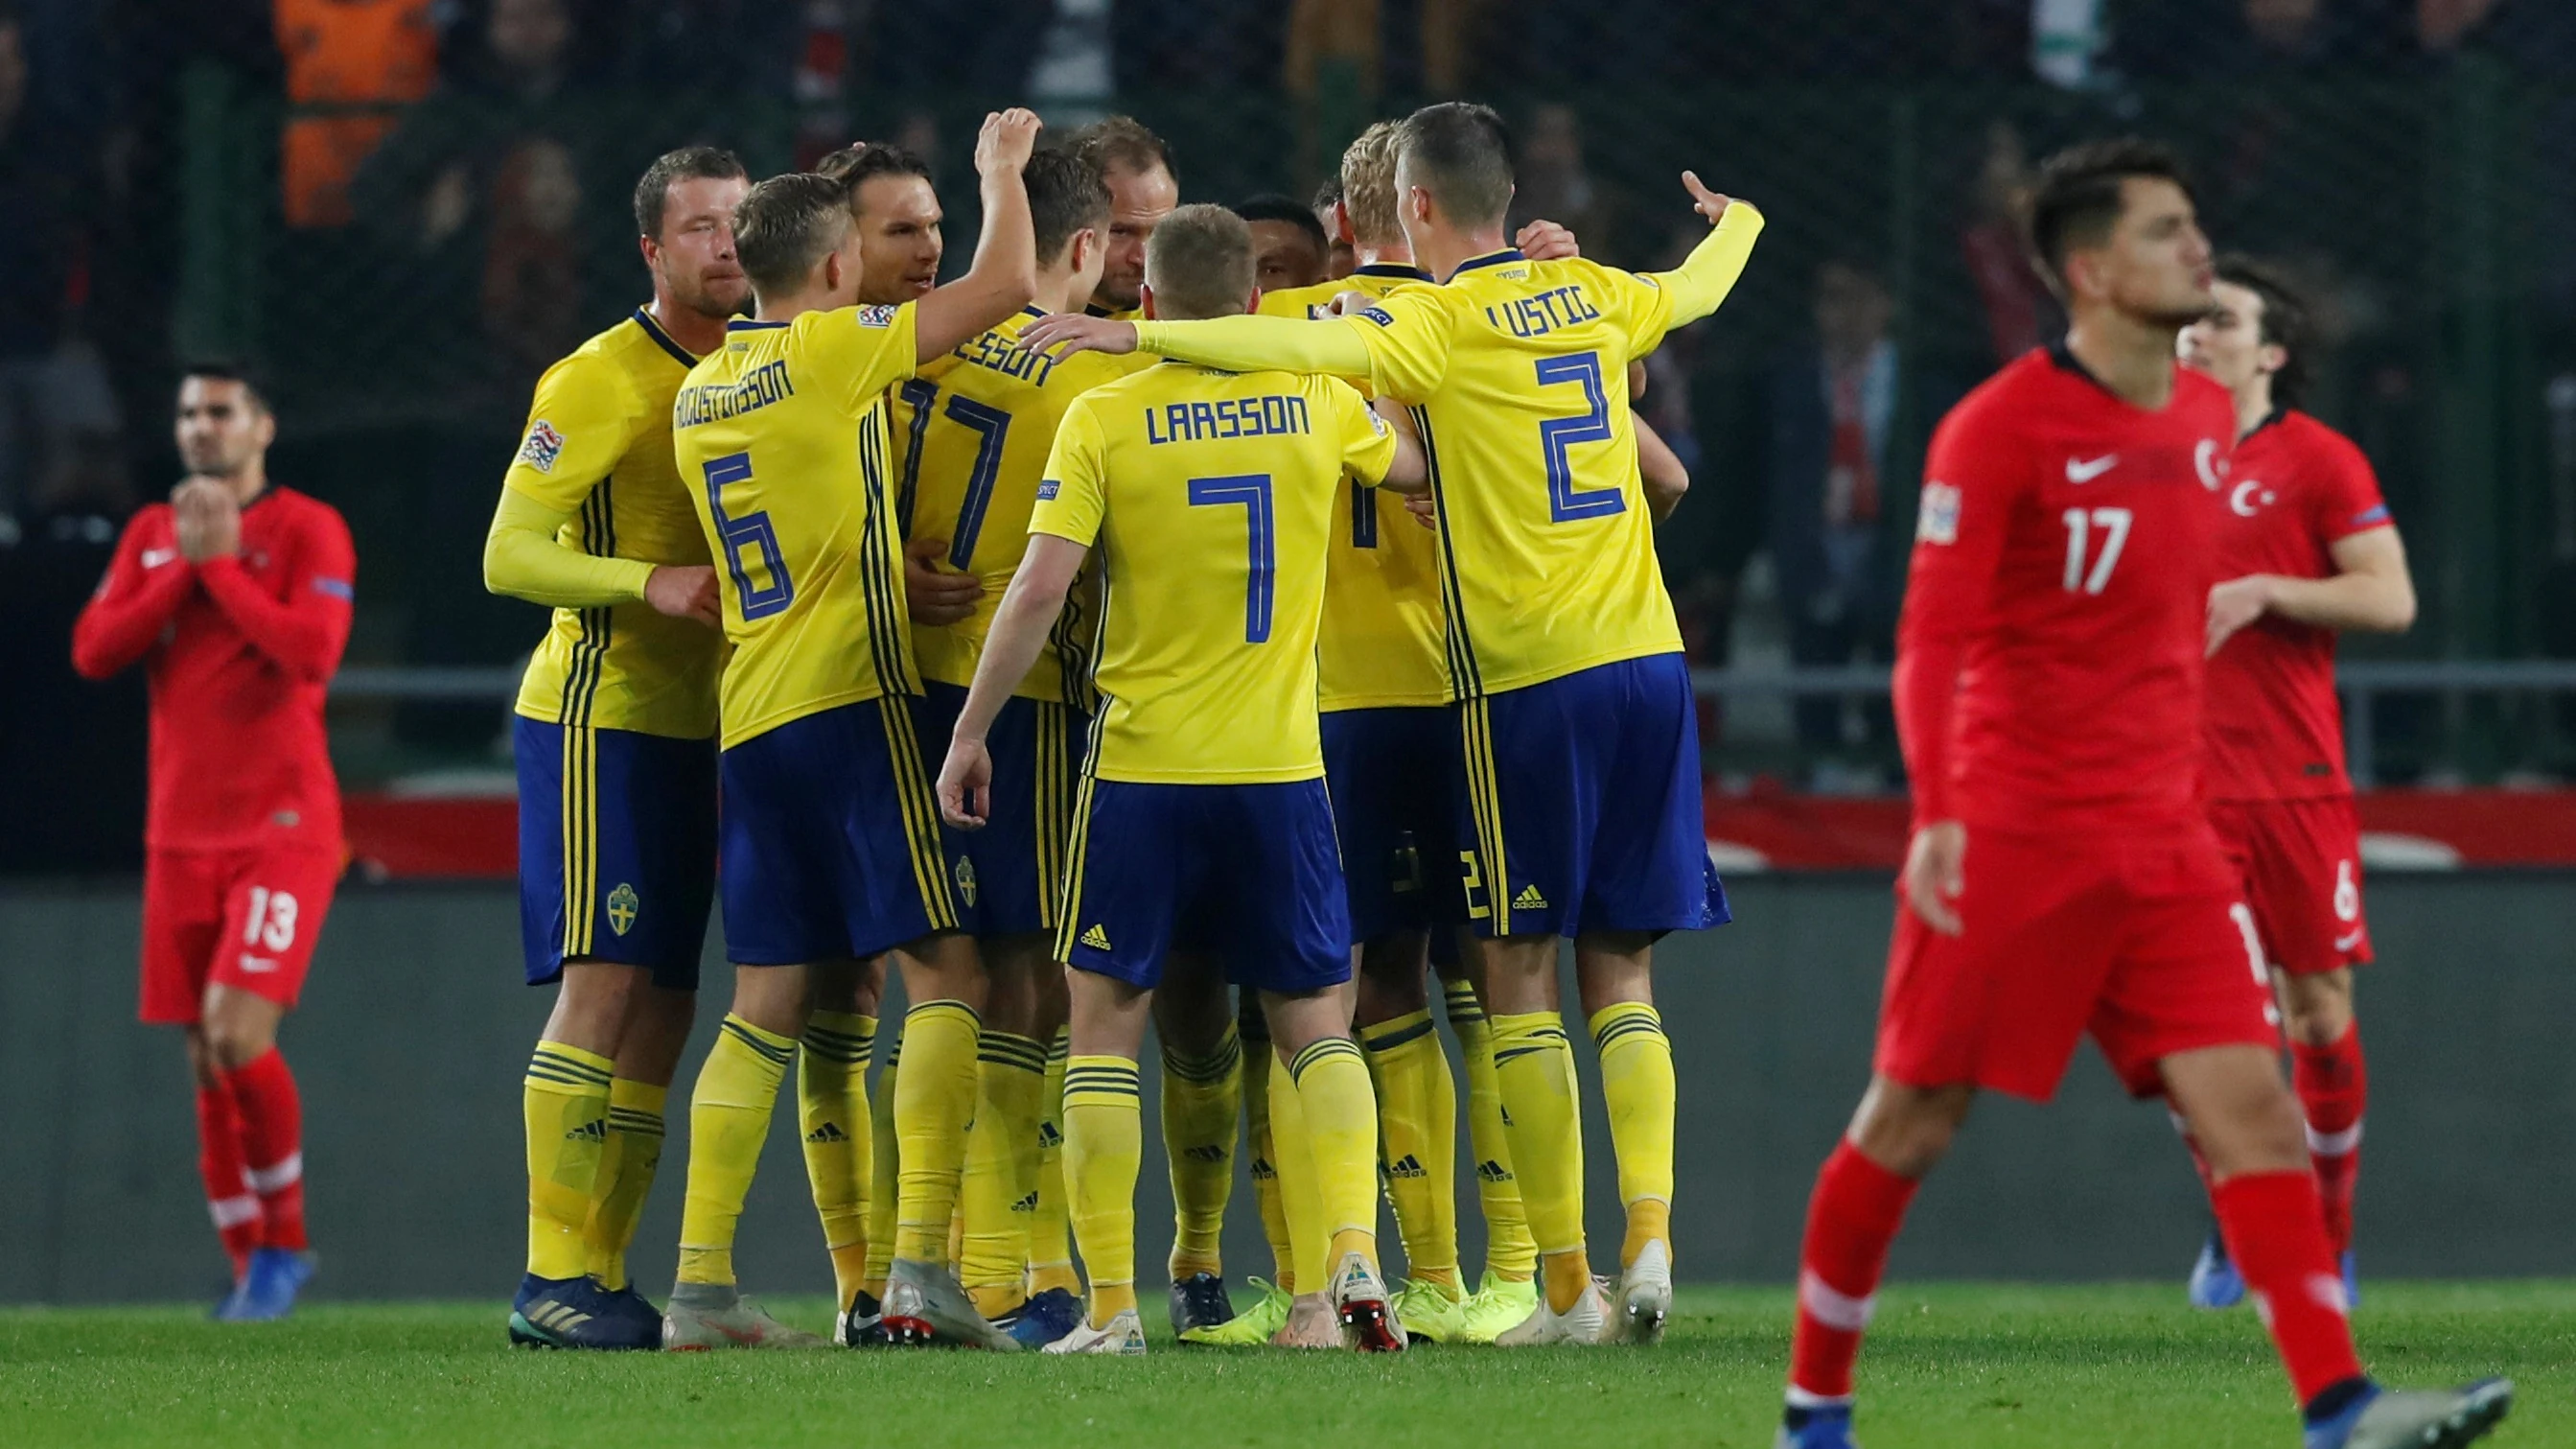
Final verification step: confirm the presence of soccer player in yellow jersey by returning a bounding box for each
[1023,101,1764,1347]
[885,148,1136,1346]
[660,109,1044,1354]
[1066,117,1178,320]
[484,147,746,1351]
[938,204,1426,1355]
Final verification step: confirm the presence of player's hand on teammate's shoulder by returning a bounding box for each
[1516,218,1582,261]
[643,564,722,628]
[1017,314,1137,361]
[2205,574,2277,658]
[904,535,983,627]
[1323,290,1379,318]
[1900,820,1968,937]
[976,108,1044,176]
[172,479,240,563]
[937,735,994,830]
[1680,170,1753,227]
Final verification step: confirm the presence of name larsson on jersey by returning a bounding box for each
[1143,392,1314,445]
[673,360,795,429]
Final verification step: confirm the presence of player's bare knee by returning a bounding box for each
[1477,937,1560,1014]
[183,1027,221,1089]
[893,930,986,1010]
[728,963,809,1038]
[546,961,640,1050]
[1847,1077,1973,1179]
[2276,969,2354,1048]
[1354,933,1431,1027]
[1574,934,1655,1018]
[203,1017,274,1073]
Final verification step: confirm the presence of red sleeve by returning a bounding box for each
[1894,396,2023,828]
[70,510,194,680]
[2310,428,2390,544]
[196,502,356,684]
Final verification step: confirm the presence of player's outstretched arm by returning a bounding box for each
[914,109,1043,363]
[70,508,197,680]
[197,502,357,684]
[2206,525,2415,657]
[483,485,722,621]
[1636,415,1689,523]
[1644,175,1765,328]
[938,534,1087,830]
[1020,310,1377,382]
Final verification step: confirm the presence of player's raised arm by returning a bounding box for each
[913,109,1044,363]
[1641,175,1766,326]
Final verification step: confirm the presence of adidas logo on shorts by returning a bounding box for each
[1080,924,1113,950]
[1513,884,1548,910]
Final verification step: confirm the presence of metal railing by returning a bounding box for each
[336,661,2576,789]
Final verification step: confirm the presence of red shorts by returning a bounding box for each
[140,847,341,1024]
[2207,796,2371,976]
[1875,825,2275,1102]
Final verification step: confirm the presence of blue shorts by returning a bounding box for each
[1455,653,1729,939]
[912,682,1088,939]
[1056,775,1351,995]
[514,717,716,990]
[719,697,969,967]
[1321,707,1463,946]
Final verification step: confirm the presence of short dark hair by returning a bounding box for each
[1067,115,1177,186]
[1310,174,1344,216]
[1144,204,1255,320]
[1026,147,1111,263]
[1234,192,1330,255]
[2216,254,2312,410]
[817,142,935,209]
[179,359,272,414]
[2026,137,2197,294]
[632,146,747,240]
[1395,102,1515,229]
[731,174,855,295]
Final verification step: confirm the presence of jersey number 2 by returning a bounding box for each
[703,452,794,619]
[1188,473,1275,643]
[1536,351,1624,522]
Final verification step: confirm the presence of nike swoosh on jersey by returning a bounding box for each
[2332,929,2365,951]
[142,548,178,568]
[2065,455,2119,483]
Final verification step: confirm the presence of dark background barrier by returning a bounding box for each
[2,873,2567,1304]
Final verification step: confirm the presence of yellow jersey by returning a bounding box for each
[504,308,722,739]
[1032,361,1398,783]
[1345,248,1684,699]
[890,306,1146,707]
[672,303,921,749]
[1259,264,1448,711]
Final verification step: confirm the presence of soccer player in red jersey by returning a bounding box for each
[71,363,355,1322]
[2176,258,2416,1310]
[1773,142,2507,1449]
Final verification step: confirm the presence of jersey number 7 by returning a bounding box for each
[896,381,1013,569]
[703,452,794,619]
[1188,473,1275,643]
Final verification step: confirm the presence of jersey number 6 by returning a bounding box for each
[703,451,795,619]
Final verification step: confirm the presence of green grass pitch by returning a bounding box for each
[1,1283,2564,1447]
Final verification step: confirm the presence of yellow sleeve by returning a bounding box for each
[1323,379,1398,485]
[483,485,657,606]
[1130,315,1376,385]
[1030,399,1108,547]
[501,354,644,511]
[795,301,921,413]
[1337,288,1453,405]
[1635,201,1765,350]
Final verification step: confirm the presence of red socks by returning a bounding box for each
[225,1049,309,1253]
[195,1085,260,1278]
[2212,1169,2364,1403]
[1788,1142,1921,1403]
[2290,1025,2366,1257]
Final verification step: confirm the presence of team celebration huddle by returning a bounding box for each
[450,96,2512,1448]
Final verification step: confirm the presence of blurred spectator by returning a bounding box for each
[1511,105,1613,264]
[275,0,439,228]
[1764,259,1926,780]
[0,458,145,873]
[611,0,798,93]
[480,137,586,389]
[1958,120,2053,364]
[0,5,119,530]
[869,0,1053,91]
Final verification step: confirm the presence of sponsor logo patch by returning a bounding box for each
[854,304,899,329]
[518,419,567,473]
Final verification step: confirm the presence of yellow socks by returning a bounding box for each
[1266,1044,1330,1296]
[1028,1029,1080,1297]
[1241,1013,1296,1291]
[1590,1002,1676,1271]
[586,1077,666,1290]
[1490,1010,1590,1310]
[961,1030,1049,1316]
[1359,1009,1459,1289]
[677,1016,794,1286]
[523,1041,613,1281]
[1288,1036,1382,1277]
[799,1011,875,1312]
[864,1038,899,1298]
[1062,1055,1142,1329]
[892,1001,982,1264]
[1159,1024,1242,1280]
[1445,979,1536,1282]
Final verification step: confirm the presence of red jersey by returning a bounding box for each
[71,487,355,853]
[1896,346,2237,834]
[2202,409,2389,801]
